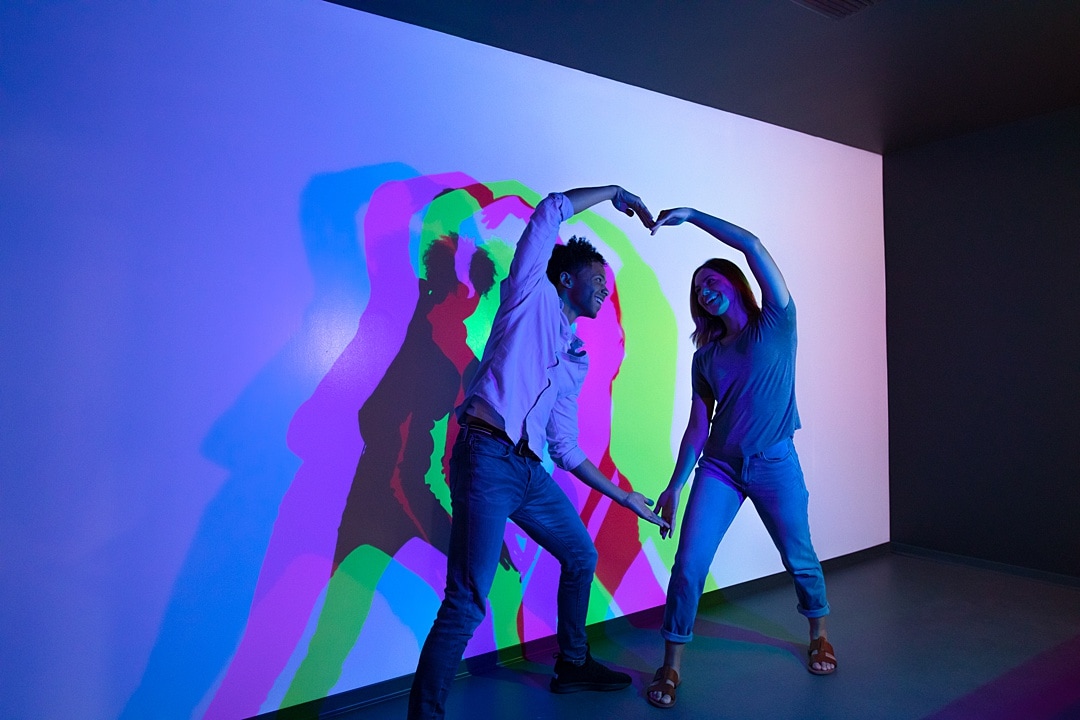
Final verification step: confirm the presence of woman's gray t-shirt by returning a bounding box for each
[692,298,801,458]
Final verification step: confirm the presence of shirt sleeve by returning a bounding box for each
[504,192,574,296]
[691,349,715,402]
[759,295,796,330]
[545,385,588,471]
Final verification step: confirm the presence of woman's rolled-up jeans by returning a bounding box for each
[662,438,829,644]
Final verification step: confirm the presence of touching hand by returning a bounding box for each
[650,207,694,235]
[612,187,655,229]
[655,486,681,539]
[622,490,669,530]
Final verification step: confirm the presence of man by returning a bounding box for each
[408,185,668,719]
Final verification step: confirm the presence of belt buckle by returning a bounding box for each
[513,438,539,462]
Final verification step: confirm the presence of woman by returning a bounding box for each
[647,207,836,710]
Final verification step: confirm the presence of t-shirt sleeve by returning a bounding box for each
[691,349,714,401]
[760,296,796,330]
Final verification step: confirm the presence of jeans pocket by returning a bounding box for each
[450,432,510,495]
[759,439,793,462]
[467,431,512,458]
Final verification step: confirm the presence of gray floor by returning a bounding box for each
[318,549,1080,720]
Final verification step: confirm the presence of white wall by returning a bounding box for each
[0,2,888,718]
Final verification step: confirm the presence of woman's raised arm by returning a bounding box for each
[653,207,789,308]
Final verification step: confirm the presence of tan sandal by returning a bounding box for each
[807,636,838,675]
[646,666,680,708]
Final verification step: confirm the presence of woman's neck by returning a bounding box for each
[720,305,748,341]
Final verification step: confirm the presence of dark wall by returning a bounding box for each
[884,105,1080,578]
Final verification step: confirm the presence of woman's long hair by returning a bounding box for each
[689,258,761,349]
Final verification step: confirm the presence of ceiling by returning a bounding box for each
[332,0,1080,154]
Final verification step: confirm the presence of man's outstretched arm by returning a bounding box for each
[569,458,669,530]
[562,185,654,229]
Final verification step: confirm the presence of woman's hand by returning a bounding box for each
[650,207,695,235]
[655,486,681,540]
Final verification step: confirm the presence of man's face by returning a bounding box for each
[564,261,609,320]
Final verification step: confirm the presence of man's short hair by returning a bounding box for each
[546,236,607,286]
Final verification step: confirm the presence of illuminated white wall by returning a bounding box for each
[0,1,887,719]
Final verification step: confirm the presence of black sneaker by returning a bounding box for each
[549,649,632,694]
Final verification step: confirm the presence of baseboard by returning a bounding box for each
[889,542,1080,588]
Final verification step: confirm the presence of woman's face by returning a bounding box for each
[693,268,736,317]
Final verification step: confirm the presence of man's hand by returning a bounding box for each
[568,458,669,530]
[612,187,655,229]
[564,185,653,228]
[655,486,681,540]
[621,490,669,530]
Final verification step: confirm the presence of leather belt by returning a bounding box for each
[460,416,540,461]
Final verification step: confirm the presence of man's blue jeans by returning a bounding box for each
[662,438,829,644]
[408,428,597,719]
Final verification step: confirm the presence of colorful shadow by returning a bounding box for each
[124,170,681,720]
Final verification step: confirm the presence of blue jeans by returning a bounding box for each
[408,428,597,719]
[662,438,829,644]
